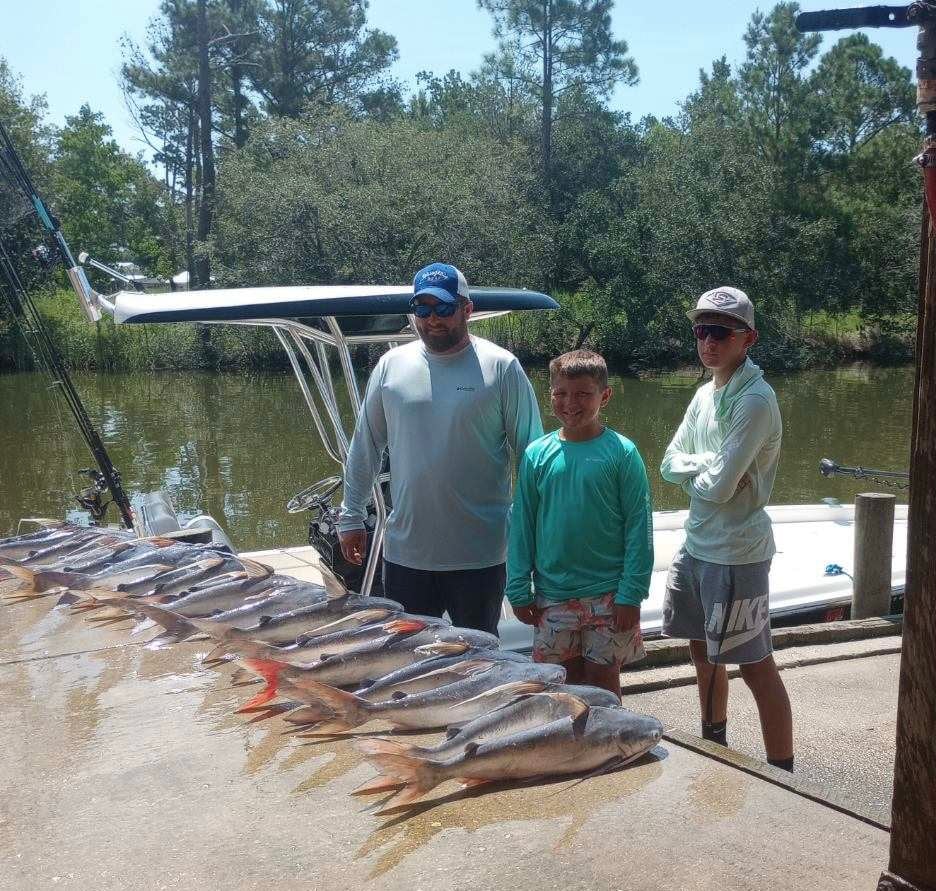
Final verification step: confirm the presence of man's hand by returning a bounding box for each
[735,472,752,496]
[338,529,367,565]
[612,603,641,634]
[512,604,541,626]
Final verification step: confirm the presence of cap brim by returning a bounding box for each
[687,308,752,328]
[413,286,458,303]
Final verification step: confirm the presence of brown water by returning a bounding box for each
[0,365,913,550]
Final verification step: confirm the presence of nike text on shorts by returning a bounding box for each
[662,547,772,664]
[532,592,646,667]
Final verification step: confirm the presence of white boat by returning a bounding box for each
[497,502,908,650]
[65,269,908,647]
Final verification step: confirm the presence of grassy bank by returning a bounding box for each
[0,288,917,374]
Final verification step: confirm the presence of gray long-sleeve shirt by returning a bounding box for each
[338,336,543,571]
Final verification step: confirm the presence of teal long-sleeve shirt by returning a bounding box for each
[505,428,654,607]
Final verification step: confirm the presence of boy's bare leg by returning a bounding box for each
[560,656,587,685]
[689,639,728,724]
[582,659,622,700]
[739,656,794,761]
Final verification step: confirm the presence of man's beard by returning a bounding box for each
[418,319,468,352]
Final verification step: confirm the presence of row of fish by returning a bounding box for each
[0,521,664,812]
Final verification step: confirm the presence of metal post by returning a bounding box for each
[852,493,897,618]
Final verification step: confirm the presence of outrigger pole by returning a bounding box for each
[0,119,135,529]
[797,6,936,891]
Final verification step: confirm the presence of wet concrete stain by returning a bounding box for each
[356,751,666,879]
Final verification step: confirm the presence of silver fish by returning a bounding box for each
[233,627,498,711]
[361,704,664,810]
[357,687,620,763]
[286,660,567,733]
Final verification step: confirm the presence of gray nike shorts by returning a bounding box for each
[662,547,772,665]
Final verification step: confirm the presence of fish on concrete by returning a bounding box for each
[360,702,664,810]
[284,660,568,733]
[355,687,621,764]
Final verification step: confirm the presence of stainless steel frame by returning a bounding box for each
[89,298,509,595]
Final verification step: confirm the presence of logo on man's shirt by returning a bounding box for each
[456,386,476,392]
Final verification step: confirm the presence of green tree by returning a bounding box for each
[52,105,169,274]
[477,0,637,187]
[248,0,398,118]
[738,2,822,176]
[811,33,916,156]
[211,112,550,289]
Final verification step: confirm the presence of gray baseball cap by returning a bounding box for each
[687,286,755,329]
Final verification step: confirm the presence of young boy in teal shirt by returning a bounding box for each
[506,350,654,698]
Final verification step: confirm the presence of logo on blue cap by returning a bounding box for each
[413,263,469,304]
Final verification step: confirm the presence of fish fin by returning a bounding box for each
[350,775,405,797]
[54,590,81,606]
[285,678,369,728]
[236,658,288,711]
[282,703,334,726]
[318,563,348,600]
[207,638,280,665]
[414,642,470,658]
[1,563,37,591]
[104,597,201,640]
[547,692,591,721]
[460,777,490,789]
[239,558,273,579]
[257,615,273,627]
[355,738,418,758]
[571,709,590,739]
[402,660,494,690]
[452,680,547,711]
[146,537,180,548]
[391,691,406,701]
[295,611,371,643]
[368,755,440,812]
[381,618,428,635]
[463,742,480,758]
[229,666,257,686]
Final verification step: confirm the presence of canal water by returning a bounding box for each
[0,364,913,551]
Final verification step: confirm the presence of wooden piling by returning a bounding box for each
[879,208,936,891]
[852,493,896,620]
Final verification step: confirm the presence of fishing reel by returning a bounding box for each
[289,474,387,595]
[74,468,114,525]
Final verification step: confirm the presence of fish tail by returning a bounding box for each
[355,737,425,758]
[205,637,281,665]
[237,658,288,711]
[282,703,335,727]
[350,774,405,797]
[285,679,369,729]
[32,570,88,593]
[106,597,200,640]
[0,562,37,592]
[368,754,441,811]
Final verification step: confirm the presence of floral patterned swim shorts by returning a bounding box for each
[532,592,646,667]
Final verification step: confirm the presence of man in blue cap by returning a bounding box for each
[337,262,543,634]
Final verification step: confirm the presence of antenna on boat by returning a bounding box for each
[0,118,135,530]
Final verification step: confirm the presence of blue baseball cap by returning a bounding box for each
[412,262,470,304]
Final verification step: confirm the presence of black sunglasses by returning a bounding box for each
[410,298,459,318]
[693,323,749,342]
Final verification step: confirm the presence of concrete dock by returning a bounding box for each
[0,551,893,890]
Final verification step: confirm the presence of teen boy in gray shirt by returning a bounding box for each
[338,262,543,634]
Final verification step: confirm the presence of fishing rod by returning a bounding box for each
[0,118,135,529]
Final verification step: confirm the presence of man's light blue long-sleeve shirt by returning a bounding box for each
[338,336,543,571]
